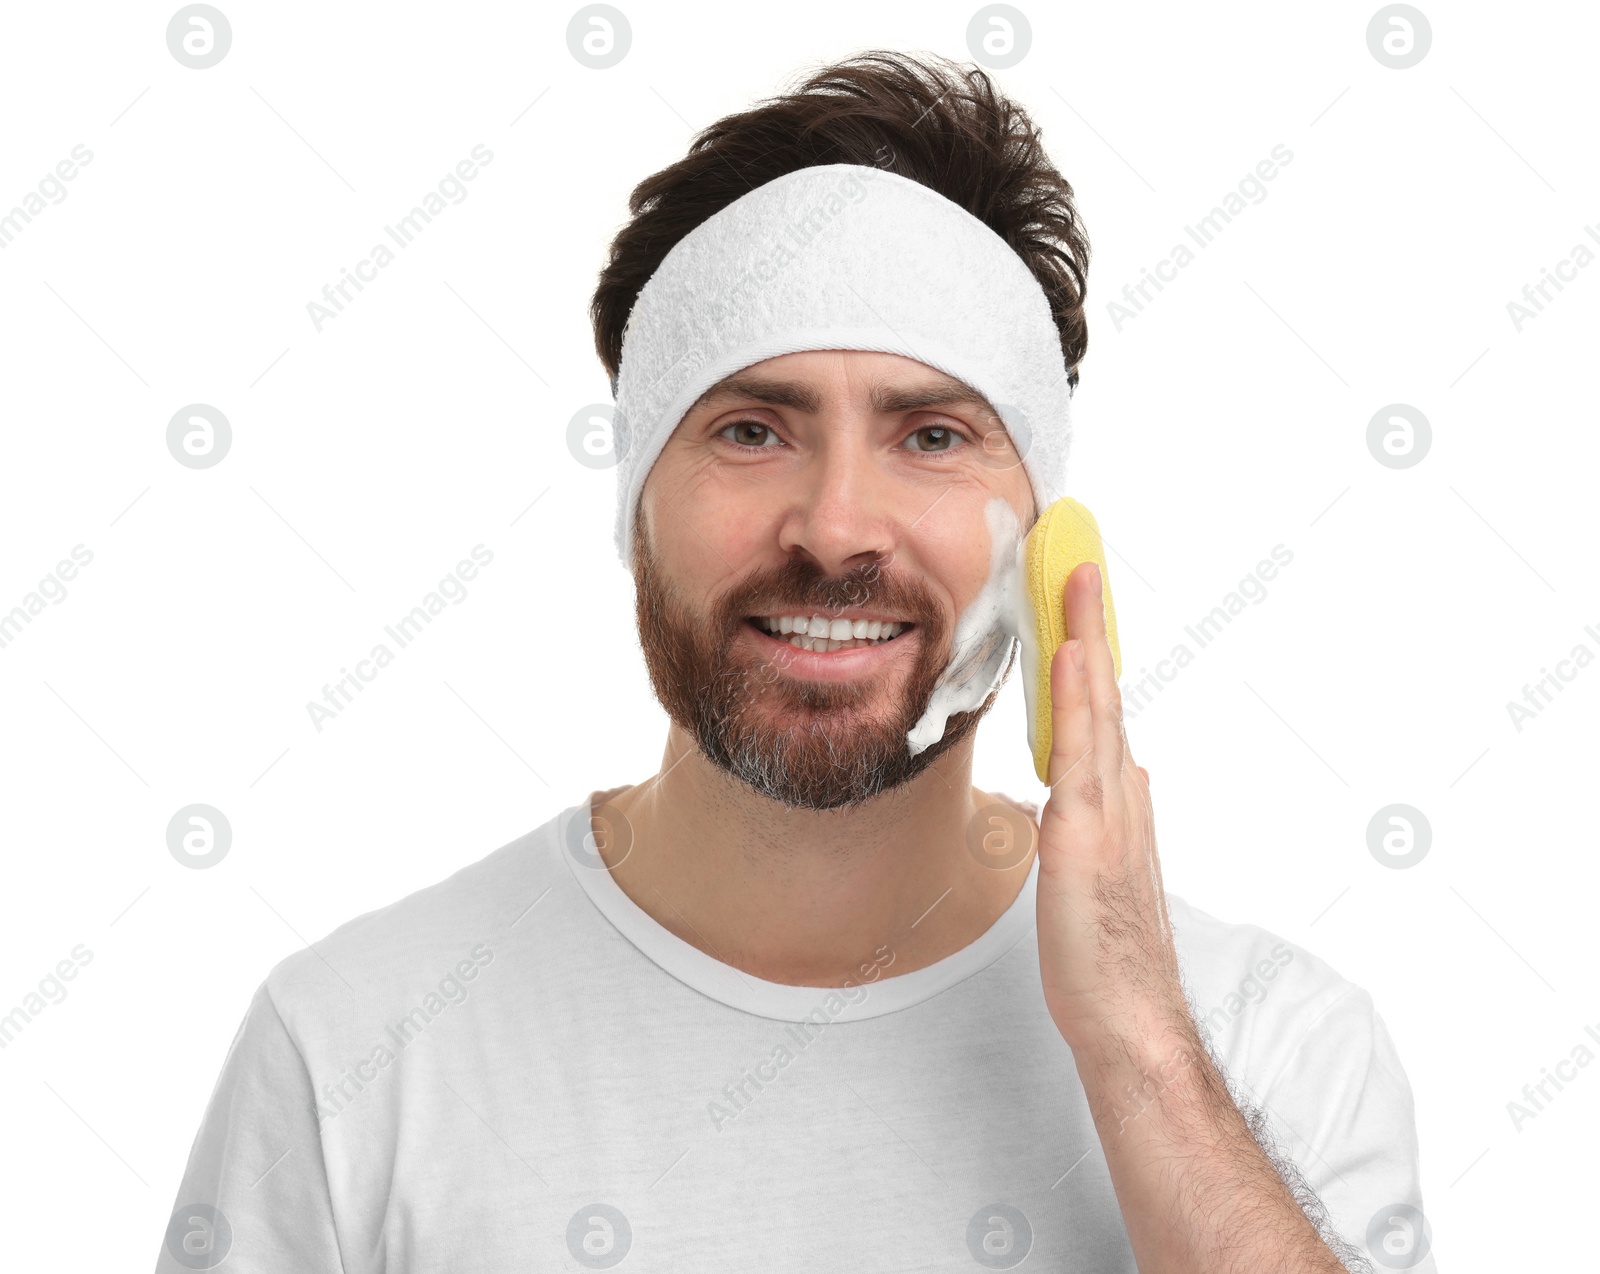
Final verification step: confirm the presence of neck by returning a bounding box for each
[596,723,1037,986]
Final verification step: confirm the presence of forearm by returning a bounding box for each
[1074,1015,1351,1274]
[1031,585,1361,1270]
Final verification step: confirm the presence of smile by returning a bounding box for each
[747,613,913,653]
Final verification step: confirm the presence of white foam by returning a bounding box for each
[906,497,1027,756]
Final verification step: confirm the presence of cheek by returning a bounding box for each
[908,499,1008,608]
[644,481,773,597]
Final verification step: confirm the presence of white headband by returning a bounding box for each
[609,162,1075,570]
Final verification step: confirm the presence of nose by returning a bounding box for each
[774,431,897,576]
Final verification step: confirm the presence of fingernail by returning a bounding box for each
[1068,639,1085,673]
[1092,563,1103,598]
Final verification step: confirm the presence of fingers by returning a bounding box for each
[1046,560,1146,821]
[1065,560,1131,776]
[1041,563,1161,905]
[1046,630,1098,802]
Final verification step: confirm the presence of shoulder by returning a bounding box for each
[1164,892,1373,1091]
[259,803,579,1047]
[1164,895,1431,1267]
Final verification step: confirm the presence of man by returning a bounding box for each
[158,52,1434,1272]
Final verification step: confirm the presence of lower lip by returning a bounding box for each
[742,620,918,680]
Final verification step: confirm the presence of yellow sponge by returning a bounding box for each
[1017,497,1121,784]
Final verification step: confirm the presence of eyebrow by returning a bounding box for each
[690,370,996,417]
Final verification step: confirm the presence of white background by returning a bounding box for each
[1,1,1595,1268]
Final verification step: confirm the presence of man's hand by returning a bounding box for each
[1035,558,1187,1057]
[1033,560,1354,1274]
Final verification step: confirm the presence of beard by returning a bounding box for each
[631,518,1003,811]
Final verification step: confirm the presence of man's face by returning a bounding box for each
[633,349,1035,811]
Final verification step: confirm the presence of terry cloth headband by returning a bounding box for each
[608,161,1076,570]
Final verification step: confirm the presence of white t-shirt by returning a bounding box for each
[156,795,1437,1272]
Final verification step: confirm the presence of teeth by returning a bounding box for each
[753,615,907,648]
[785,634,868,652]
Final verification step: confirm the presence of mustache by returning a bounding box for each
[716,555,943,630]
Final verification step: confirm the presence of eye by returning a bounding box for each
[718,419,782,448]
[902,423,969,453]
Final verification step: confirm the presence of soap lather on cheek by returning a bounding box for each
[905,497,1025,756]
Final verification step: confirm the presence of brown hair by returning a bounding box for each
[590,50,1090,392]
